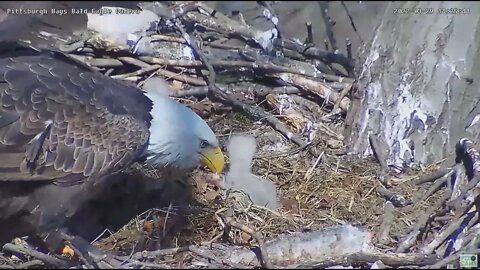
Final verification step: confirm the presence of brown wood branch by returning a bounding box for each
[116,246,186,261]
[332,82,353,114]
[377,201,395,245]
[414,168,452,185]
[376,184,412,207]
[318,1,337,52]
[221,215,273,269]
[150,34,186,44]
[2,243,69,268]
[270,73,351,112]
[273,39,354,71]
[114,57,207,86]
[187,245,247,269]
[419,176,447,202]
[294,251,440,268]
[169,84,301,98]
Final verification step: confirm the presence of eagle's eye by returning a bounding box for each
[200,140,209,148]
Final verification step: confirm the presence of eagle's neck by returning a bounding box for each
[143,92,200,171]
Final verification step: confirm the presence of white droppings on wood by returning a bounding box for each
[271,16,279,25]
[253,28,278,50]
[182,45,194,60]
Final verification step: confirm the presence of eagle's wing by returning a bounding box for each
[0,42,152,184]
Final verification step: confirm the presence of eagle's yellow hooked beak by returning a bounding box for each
[200,146,225,173]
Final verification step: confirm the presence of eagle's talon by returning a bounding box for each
[60,244,75,257]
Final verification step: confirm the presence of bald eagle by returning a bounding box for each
[0,41,224,256]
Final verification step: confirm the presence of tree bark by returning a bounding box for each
[344,1,480,171]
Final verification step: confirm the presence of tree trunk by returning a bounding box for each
[344,1,480,171]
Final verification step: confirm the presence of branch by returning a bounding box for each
[377,201,395,245]
[318,1,337,52]
[2,243,69,268]
[269,73,351,112]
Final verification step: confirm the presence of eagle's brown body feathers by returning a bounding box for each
[0,42,152,183]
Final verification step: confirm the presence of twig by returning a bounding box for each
[332,82,353,114]
[274,39,354,71]
[346,38,352,60]
[340,1,364,44]
[376,184,412,207]
[447,174,480,210]
[122,260,173,269]
[221,214,273,269]
[150,34,186,44]
[188,245,247,269]
[112,57,207,86]
[169,84,301,98]
[318,2,337,52]
[16,259,45,269]
[2,243,69,268]
[419,176,447,202]
[377,201,395,245]
[270,73,351,112]
[294,251,440,268]
[368,134,389,172]
[116,246,186,261]
[414,168,451,185]
[305,22,314,44]
[82,58,124,68]
[110,64,161,79]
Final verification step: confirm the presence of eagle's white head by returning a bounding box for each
[142,77,224,174]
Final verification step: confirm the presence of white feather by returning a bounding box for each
[142,77,170,97]
[225,135,280,209]
[143,89,218,171]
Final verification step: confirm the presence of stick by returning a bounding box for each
[2,243,69,268]
[419,176,447,202]
[340,1,363,43]
[222,215,273,269]
[294,251,440,268]
[376,184,412,207]
[332,82,353,114]
[414,168,452,185]
[270,73,351,112]
[377,201,395,245]
[318,2,337,52]
[274,39,354,71]
[346,38,352,60]
[305,22,314,44]
[169,84,302,98]
[113,57,207,86]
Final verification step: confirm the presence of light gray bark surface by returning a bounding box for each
[344,1,480,170]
